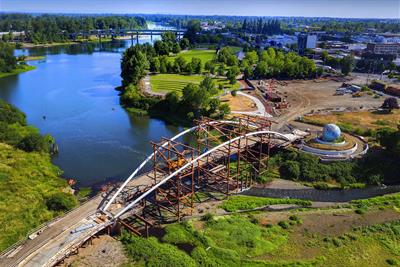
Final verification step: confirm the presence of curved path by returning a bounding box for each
[231,91,272,117]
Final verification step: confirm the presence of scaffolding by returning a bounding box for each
[119,115,276,235]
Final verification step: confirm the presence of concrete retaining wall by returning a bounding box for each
[241,185,400,202]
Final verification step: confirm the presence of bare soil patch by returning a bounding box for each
[221,94,258,112]
[59,235,129,267]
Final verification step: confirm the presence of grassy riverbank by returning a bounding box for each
[0,100,77,251]
[0,65,36,79]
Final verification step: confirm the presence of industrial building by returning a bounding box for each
[298,33,317,54]
[366,43,400,57]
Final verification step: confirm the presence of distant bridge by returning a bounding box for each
[0,116,299,267]
[6,28,186,44]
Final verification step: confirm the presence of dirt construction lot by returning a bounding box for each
[273,76,383,129]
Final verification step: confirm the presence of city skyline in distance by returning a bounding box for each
[1,0,400,19]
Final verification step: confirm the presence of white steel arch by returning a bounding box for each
[113,130,290,219]
[103,120,255,211]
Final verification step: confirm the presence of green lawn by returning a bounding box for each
[168,49,217,67]
[0,65,36,79]
[149,74,240,94]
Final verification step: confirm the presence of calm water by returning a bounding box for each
[0,32,186,187]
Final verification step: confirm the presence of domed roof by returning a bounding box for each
[322,124,341,142]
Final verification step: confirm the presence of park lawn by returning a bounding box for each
[168,49,217,68]
[0,65,36,79]
[150,74,240,94]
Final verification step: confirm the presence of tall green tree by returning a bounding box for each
[341,55,355,76]
[121,45,149,86]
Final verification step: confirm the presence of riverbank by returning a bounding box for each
[0,65,36,79]
[0,100,78,251]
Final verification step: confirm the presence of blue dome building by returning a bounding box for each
[322,124,341,142]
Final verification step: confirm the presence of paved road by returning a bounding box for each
[0,196,103,267]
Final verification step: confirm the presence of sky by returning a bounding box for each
[1,0,399,19]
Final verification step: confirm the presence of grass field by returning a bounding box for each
[149,74,240,94]
[0,65,36,79]
[168,49,217,67]
[300,110,400,136]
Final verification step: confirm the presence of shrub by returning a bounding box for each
[386,259,398,265]
[201,213,214,222]
[355,208,366,215]
[278,221,290,229]
[17,133,49,152]
[45,192,78,211]
[231,90,237,96]
[332,238,342,247]
[279,160,300,180]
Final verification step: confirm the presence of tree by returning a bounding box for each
[179,38,190,50]
[121,45,149,86]
[218,65,225,76]
[382,97,399,112]
[150,57,160,72]
[0,41,17,72]
[154,40,170,56]
[244,65,254,79]
[226,66,240,84]
[184,20,201,43]
[165,91,180,112]
[200,76,218,95]
[174,56,187,73]
[204,60,215,74]
[341,55,355,75]
[190,57,202,74]
[226,55,238,67]
[161,31,177,43]
[172,42,181,54]
[376,127,400,156]
[244,51,258,65]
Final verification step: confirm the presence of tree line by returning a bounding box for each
[242,47,320,79]
[241,19,282,35]
[0,14,147,44]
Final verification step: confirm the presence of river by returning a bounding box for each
[0,25,185,188]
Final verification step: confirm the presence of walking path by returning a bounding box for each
[231,91,272,117]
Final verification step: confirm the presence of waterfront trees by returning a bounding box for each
[0,14,146,44]
[121,45,149,86]
[0,41,17,73]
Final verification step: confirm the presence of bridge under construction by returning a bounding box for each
[0,116,301,267]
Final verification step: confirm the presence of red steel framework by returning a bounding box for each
[119,115,276,236]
